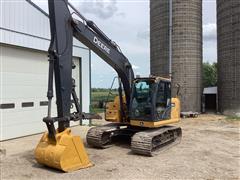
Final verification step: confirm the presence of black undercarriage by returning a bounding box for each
[87,123,182,156]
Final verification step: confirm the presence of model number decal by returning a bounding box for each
[93,36,110,54]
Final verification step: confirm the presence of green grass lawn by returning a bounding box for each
[91,88,118,113]
[90,107,105,113]
[226,115,240,121]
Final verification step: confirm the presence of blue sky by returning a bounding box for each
[33,0,217,88]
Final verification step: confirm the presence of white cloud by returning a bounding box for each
[203,23,217,63]
[132,64,139,69]
[203,23,217,42]
[120,41,149,55]
[137,30,149,40]
[79,0,119,19]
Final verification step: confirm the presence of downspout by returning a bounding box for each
[89,49,92,126]
[169,0,173,80]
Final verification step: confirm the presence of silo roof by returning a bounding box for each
[203,87,217,94]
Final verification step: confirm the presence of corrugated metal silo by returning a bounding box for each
[217,0,240,116]
[150,0,203,112]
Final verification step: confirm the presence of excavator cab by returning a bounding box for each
[130,77,171,122]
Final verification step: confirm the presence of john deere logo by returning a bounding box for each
[93,36,110,54]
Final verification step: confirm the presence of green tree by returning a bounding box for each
[202,62,217,87]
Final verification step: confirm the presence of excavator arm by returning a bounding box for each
[69,3,135,104]
[46,0,134,134]
[72,20,134,107]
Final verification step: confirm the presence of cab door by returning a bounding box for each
[155,81,171,120]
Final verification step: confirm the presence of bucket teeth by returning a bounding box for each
[35,128,93,172]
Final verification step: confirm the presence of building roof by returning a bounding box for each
[0,0,88,57]
[203,87,217,94]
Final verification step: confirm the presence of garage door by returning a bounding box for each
[0,45,81,140]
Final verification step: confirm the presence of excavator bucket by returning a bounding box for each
[35,128,93,172]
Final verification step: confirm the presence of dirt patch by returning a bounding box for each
[1,114,240,179]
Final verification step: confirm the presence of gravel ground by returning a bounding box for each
[0,114,239,180]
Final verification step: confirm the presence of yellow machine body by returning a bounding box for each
[35,128,93,172]
[87,77,182,156]
[105,96,126,123]
[106,96,180,128]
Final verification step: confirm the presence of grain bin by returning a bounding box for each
[217,0,240,116]
[150,0,203,112]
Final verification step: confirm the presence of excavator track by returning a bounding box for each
[131,126,182,156]
[87,124,182,156]
[86,123,126,148]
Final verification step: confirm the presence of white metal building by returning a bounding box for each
[0,0,91,140]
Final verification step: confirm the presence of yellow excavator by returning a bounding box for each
[34,0,182,172]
